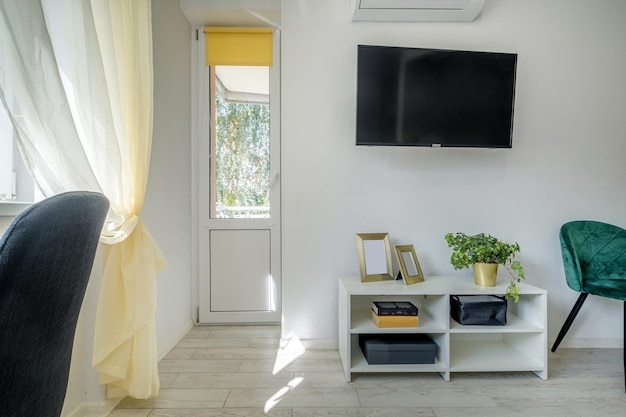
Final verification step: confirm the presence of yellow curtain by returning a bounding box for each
[204,27,272,66]
[91,0,166,399]
[93,222,166,398]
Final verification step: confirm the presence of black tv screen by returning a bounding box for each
[356,45,517,148]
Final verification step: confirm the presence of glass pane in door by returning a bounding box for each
[211,65,270,219]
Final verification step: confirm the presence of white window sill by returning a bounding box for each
[0,201,32,217]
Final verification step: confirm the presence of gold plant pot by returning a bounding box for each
[472,263,498,287]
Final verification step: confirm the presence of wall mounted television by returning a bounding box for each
[356,44,517,148]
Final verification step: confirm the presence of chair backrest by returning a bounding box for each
[0,191,109,417]
[560,220,626,294]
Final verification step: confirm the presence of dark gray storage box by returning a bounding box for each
[450,295,507,326]
[359,334,437,365]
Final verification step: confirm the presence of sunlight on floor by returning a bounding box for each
[264,376,303,412]
[272,333,305,374]
[264,333,307,412]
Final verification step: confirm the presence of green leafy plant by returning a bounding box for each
[444,232,525,302]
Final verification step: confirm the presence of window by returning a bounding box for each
[0,102,15,201]
[204,27,273,219]
[0,100,40,207]
[210,65,270,218]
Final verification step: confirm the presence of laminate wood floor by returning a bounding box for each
[110,325,626,417]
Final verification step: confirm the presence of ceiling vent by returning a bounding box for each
[351,0,486,22]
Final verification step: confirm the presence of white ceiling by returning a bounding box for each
[180,0,281,28]
[216,66,269,96]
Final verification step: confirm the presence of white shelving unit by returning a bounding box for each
[338,275,547,382]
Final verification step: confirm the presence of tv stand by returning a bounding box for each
[338,275,547,382]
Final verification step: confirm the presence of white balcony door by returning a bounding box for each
[195,29,281,323]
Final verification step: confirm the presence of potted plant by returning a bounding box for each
[444,232,525,302]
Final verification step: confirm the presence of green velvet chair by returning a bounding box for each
[551,220,626,390]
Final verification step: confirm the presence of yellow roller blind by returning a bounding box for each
[204,27,273,66]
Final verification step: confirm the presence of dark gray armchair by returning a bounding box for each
[0,191,109,417]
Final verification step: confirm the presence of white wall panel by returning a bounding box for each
[210,229,272,311]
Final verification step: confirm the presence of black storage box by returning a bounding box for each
[359,334,437,365]
[450,295,507,326]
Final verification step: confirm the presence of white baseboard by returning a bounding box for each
[297,338,338,350]
[553,338,623,349]
[158,319,194,360]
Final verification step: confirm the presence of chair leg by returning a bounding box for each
[551,293,589,352]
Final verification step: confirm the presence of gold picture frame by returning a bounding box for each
[394,244,425,285]
[355,233,394,282]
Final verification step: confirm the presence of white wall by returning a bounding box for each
[281,0,626,346]
[146,0,194,354]
[0,217,12,231]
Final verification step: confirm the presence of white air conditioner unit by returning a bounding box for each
[351,0,486,22]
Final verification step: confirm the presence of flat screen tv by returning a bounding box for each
[356,45,517,148]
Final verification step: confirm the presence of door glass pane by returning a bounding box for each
[211,65,270,219]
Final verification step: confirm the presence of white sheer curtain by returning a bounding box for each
[0,0,165,399]
[0,0,103,196]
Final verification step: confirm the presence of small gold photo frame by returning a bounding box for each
[355,233,394,282]
[394,244,425,285]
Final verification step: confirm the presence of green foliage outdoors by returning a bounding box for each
[445,232,525,302]
[215,95,270,214]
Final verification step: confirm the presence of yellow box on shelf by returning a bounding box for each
[370,310,418,328]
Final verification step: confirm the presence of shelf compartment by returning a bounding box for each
[350,293,448,331]
[449,333,546,377]
[350,338,447,374]
[507,293,547,330]
[351,309,445,333]
[449,312,544,333]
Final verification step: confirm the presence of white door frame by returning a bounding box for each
[191,27,281,324]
